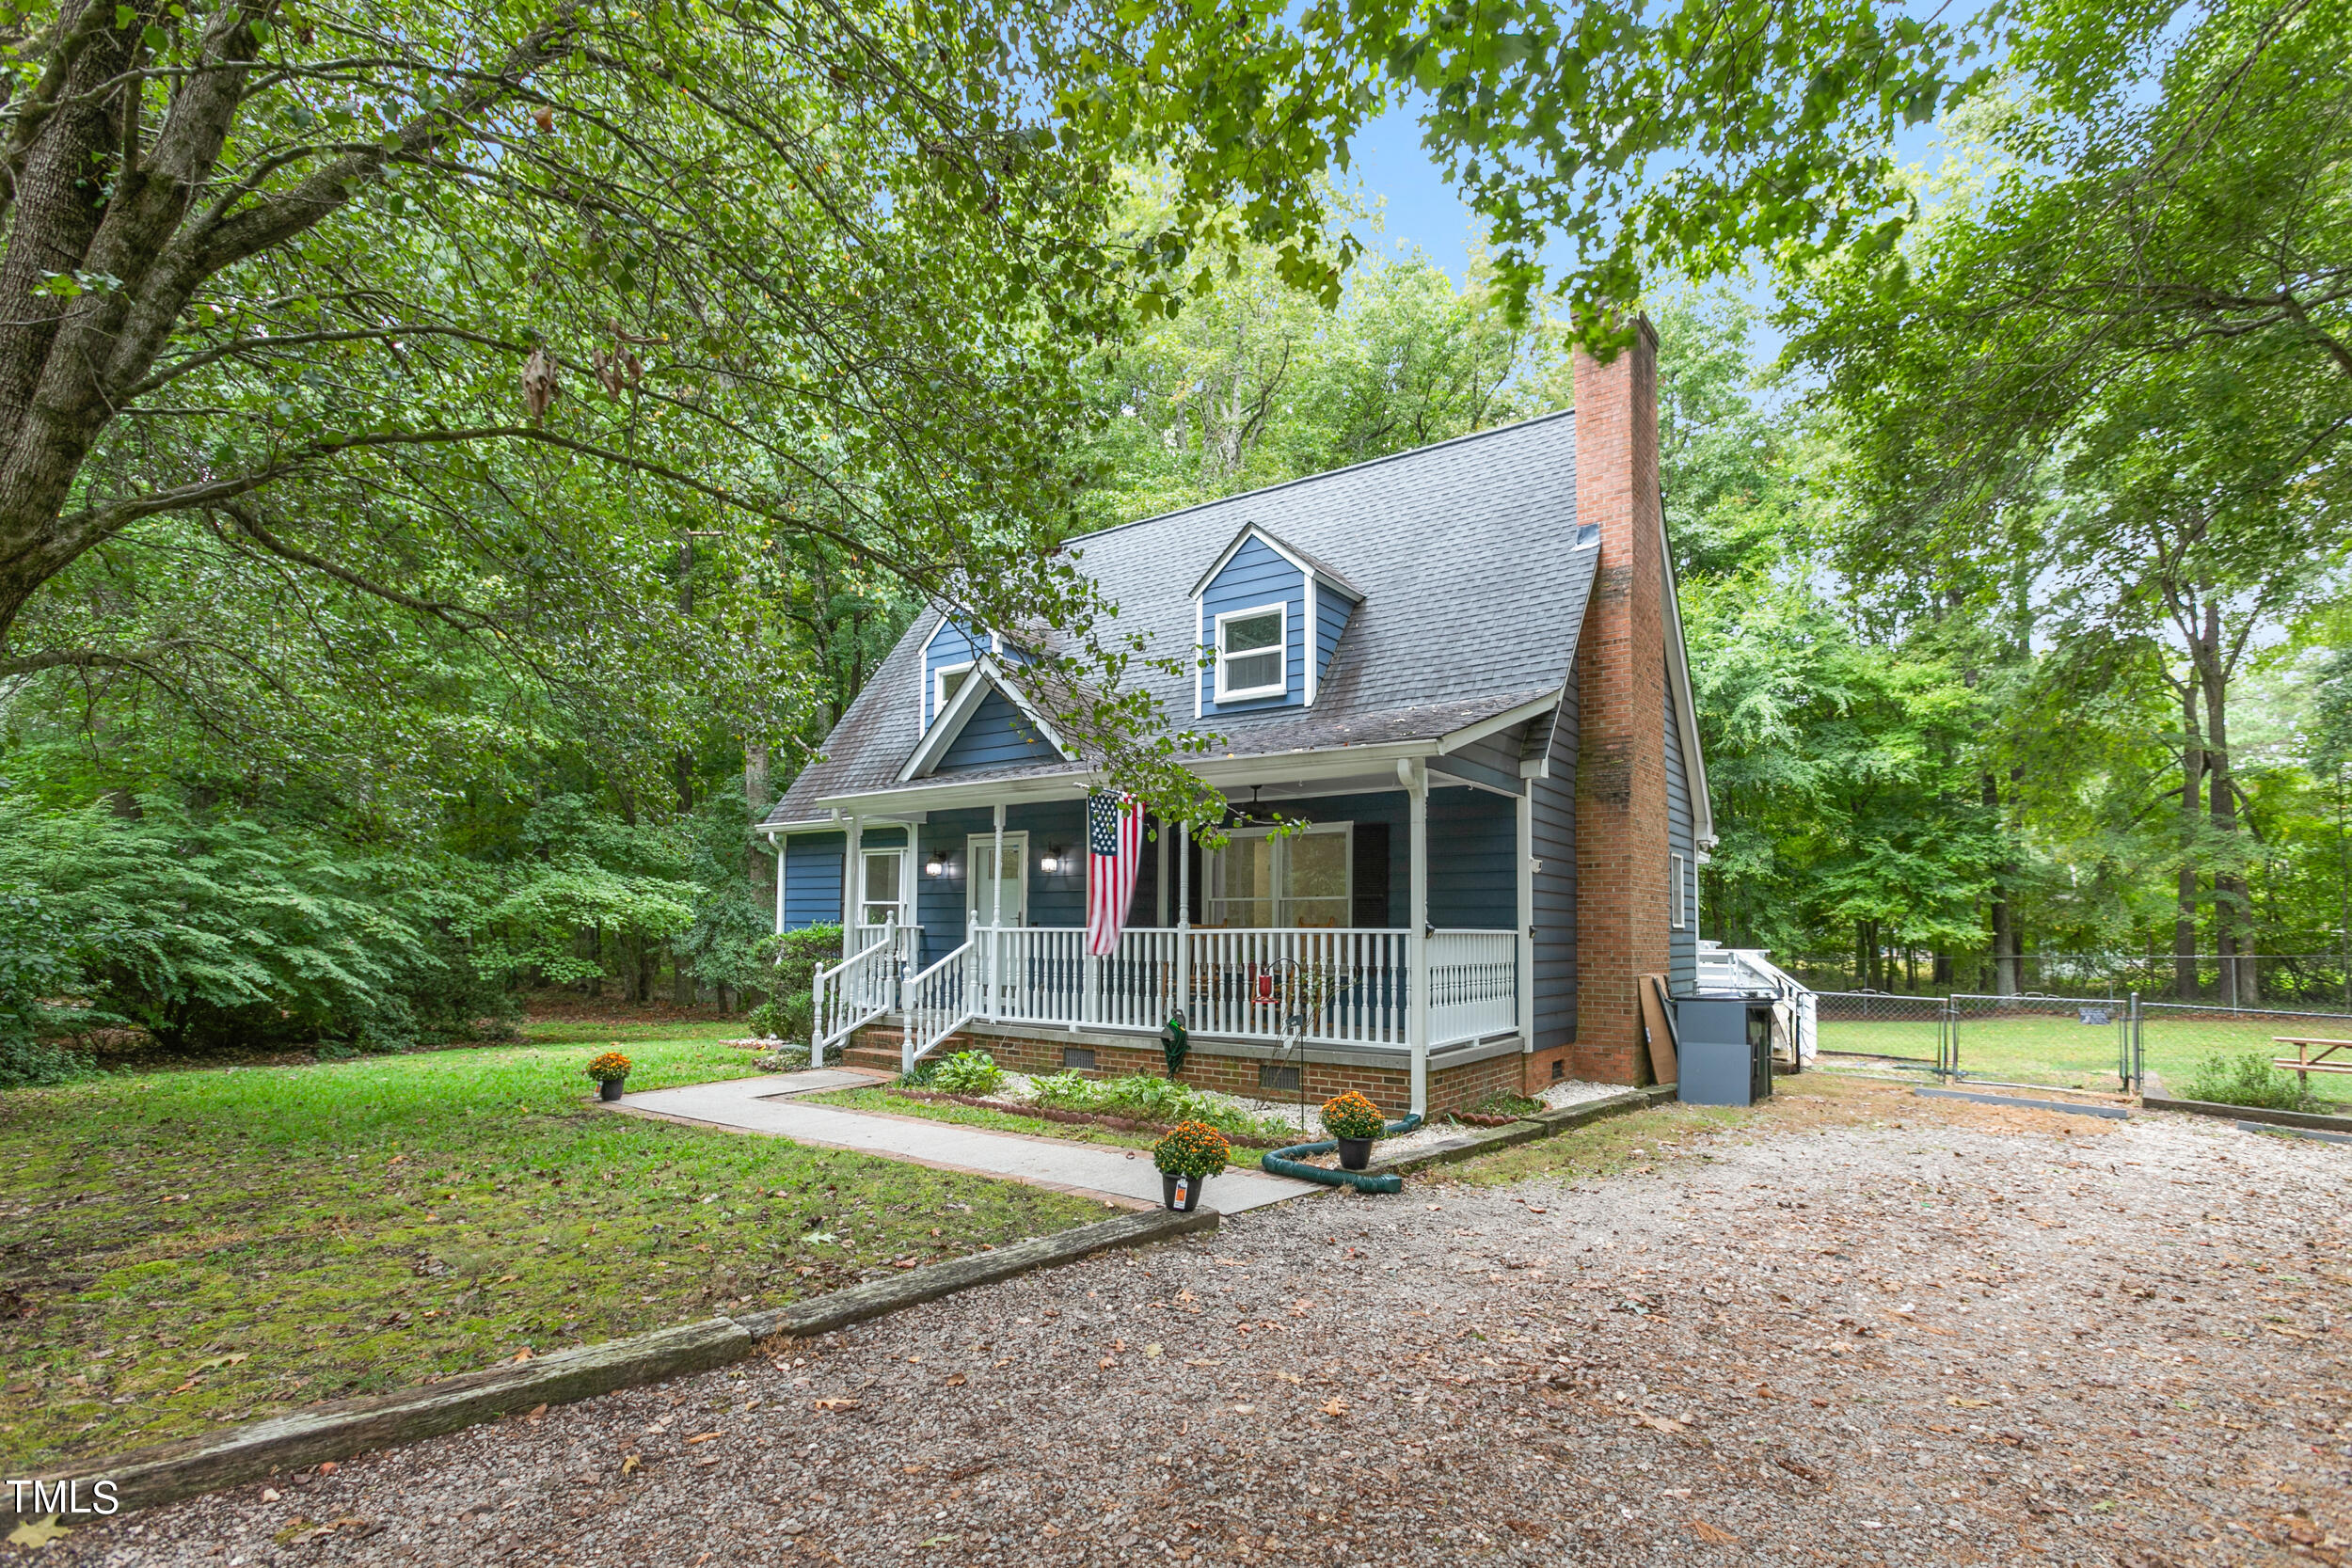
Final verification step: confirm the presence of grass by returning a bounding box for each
[803,1085,1276,1169]
[0,1034,1108,1472]
[1815,1012,2352,1104]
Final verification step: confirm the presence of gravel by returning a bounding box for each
[54,1088,2350,1566]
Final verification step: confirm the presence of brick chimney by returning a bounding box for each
[1570,317,1670,1084]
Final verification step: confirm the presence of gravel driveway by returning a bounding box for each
[48,1083,2352,1566]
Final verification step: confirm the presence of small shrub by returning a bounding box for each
[930,1050,1005,1096]
[1152,1119,1230,1179]
[2184,1051,2318,1112]
[746,992,814,1042]
[1320,1090,1386,1141]
[898,1055,939,1087]
[586,1049,632,1084]
[1029,1069,1099,1109]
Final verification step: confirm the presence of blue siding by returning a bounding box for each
[1315,591,1354,691]
[1199,536,1306,716]
[910,803,1089,964]
[782,832,845,930]
[923,619,986,728]
[936,689,1061,773]
[1531,689,1578,1050]
[1663,662,1697,994]
[1426,787,1517,928]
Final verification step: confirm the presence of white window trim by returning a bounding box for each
[860,847,907,929]
[930,660,975,726]
[1206,822,1354,928]
[1213,601,1289,704]
[1670,851,1688,929]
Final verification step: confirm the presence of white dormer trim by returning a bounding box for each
[1659,512,1717,850]
[1304,574,1318,706]
[1211,601,1289,704]
[1186,522,1364,603]
[898,654,1071,782]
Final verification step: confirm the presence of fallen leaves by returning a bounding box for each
[684,1431,722,1445]
[1947,1396,1993,1410]
[1318,1398,1347,1417]
[620,1454,641,1475]
[813,1398,858,1412]
[6,1516,72,1549]
[1691,1518,1740,1544]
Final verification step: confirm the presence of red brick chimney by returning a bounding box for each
[1570,317,1671,1084]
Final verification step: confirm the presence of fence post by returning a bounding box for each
[2128,991,2142,1094]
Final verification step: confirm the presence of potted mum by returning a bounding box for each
[587,1049,632,1101]
[1320,1090,1386,1170]
[1152,1119,1229,1212]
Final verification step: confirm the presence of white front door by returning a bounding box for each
[966,832,1028,928]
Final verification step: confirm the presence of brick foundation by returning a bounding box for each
[847,1024,1552,1118]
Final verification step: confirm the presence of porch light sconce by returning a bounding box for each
[925,853,951,878]
[1039,846,1069,875]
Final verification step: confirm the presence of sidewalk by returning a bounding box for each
[612,1070,1317,1213]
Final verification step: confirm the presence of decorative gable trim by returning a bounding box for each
[898,655,1071,782]
[1186,522,1364,603]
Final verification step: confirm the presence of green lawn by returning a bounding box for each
[803,1085,1278,1169]
[1816,1011,2352,1104]
[0,1034,1106,1472]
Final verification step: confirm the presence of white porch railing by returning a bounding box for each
[964,927,1511,1049]
[903,941,979,1072]
[854,923,921,964]
[810,925,899,1066]
[1425,930,1519,1046]
[809,924,1520,1067]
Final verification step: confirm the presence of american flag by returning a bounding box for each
[1085,791,1144,957]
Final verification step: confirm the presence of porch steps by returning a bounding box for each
[840,1043,904,1074]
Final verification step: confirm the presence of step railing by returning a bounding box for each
[903,940,978,1072]
[810,924,900,1066]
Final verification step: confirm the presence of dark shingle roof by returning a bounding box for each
[771,410,1590,819]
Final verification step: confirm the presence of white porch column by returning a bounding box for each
[1517,788,1535,1060]
[898,821,919,1001]
[1154,816,1169,927]
[1404,760,1430,1116]
[841,816,863,958]
[1174,821,1191,1033]
[990,803,1007,1022]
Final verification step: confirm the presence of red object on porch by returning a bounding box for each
[1253,971,1276,1005]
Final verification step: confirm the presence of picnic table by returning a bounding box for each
[2273,1037,2352,1088]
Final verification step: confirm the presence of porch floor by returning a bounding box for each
[606,1070,1318,1214]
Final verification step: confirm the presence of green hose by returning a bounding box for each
[1261,1114,1424,1194]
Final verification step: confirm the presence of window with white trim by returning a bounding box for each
[1670,851,1688,929]
[1208,823,1351,927]
[1214,604,1286,702]
[860,849,906,929]
[932,662,974,720]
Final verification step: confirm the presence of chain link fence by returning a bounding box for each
[1811,990,1951,1078]
[1945,993,2137,1095]
[2139,1001,2352,1110]
[1777,953,2352,1009]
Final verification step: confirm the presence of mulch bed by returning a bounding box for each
[888,1089,1294,1148]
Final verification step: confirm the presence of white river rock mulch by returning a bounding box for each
[56,1085,2351,1567]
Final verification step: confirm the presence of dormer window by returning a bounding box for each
[934,662,974,717]
[1215,605,1286,701]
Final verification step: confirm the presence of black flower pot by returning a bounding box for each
[599,1078,626,1102]
[1337,1136,1374,1171]
[1161,1172,1208,1212]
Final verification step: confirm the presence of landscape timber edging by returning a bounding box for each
[2142,1095,2352,1135]
[1370,1084,1678,1176]
[7,1207,1217,1520]
[1915,1086,2129,1119]
[2235,1120,2352,1147]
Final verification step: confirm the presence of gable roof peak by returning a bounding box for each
[1187,519,1367,602]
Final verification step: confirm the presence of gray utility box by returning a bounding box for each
[1677,994,1777,1107]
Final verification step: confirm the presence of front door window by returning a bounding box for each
[966,833,1028,927]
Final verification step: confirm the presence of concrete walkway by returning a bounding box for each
[612,1071,1317,1213]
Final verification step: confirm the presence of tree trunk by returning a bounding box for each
[1984,772,2019,995]
[2176,680,2203,1002]
[2197,600,2257,1005]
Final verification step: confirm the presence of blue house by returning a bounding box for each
[762,323,1714,1115]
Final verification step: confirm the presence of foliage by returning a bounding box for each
[1152,1119,1231,1180]
[1319,1090,1386,1141]
[1029,1070,1289,1140]
[930,1051,1006,1097]
[586,1051,633,1084]
[0,895,94,1089]
[2183,1052,2322,1113]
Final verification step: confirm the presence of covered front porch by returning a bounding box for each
[768,739,1552,1116]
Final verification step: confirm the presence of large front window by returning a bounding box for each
[1207,824,1351,927]
[1215,605,1286,701]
